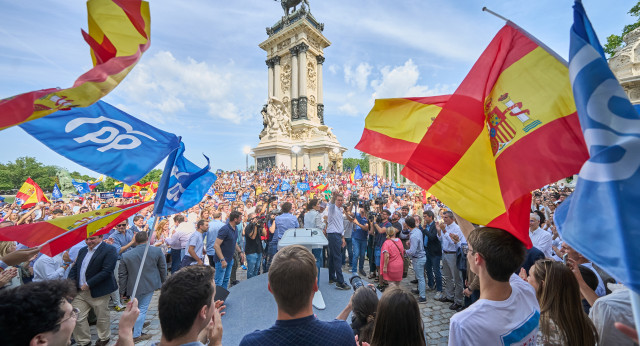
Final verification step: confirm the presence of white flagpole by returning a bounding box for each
[130,215,159,299]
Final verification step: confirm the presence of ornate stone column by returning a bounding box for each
[396,163,401,184]
[272,56,281,100]
[266,59,274,98]
[297,43,309,120]
[316,55,325,124]
[290,46,300,120]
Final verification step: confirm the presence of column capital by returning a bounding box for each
[316,55,325,65]
[289,46,300,57]
[272,55,281,65]
[265,59,274,68]
[295,42,309,53]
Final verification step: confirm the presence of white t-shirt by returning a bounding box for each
[448,274,540,346]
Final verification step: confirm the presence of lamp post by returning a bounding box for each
[243,145,251,171]
[291,145,301,172]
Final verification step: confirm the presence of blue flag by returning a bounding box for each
[297,182,310,192]
[114,186,123,198]
[52,184,63,199]
[354,164,363,180]
[71,179,90,195]
[20,101,180,185]
[373,174,379,187]
[281,180,291,192]
[556,1,640,294]
[206,186,215,196]
[154,142,217,216]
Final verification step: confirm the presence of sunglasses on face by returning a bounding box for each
[117,224,127,227]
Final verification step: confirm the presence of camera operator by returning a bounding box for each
[244,212,265,279]
[372,210,392,286]
[266,202,299,270]
[351,205,369,277]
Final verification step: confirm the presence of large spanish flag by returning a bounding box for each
[0,0,150,130]
[401,23,589,247]
[123,183,143,198]
[16,178,50,209]
[0,201,153,256]
[356,95,450,165]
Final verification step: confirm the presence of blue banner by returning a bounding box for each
[241,192,250,202]
[223,192,237,201]
[394,188,407,196]
[280,180,291,192]
[20,101,180,185]
[71,179,90,195]
[556,1,640,294]
[297,182,310,192]
[154,142,218,216]
[99,192,114,199]
[206,186,215,196]
[52,183,63,199]
[114,187,123,198]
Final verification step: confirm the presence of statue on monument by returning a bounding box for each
[260,97,292,139]
[276,0,310,17]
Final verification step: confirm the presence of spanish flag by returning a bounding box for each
[401,23,589,247]
[0,201,153,256]
[0,0,150,130]
[123,183,143,198]
[356,95,450,165]
[16,178,50,209]
[142,181,158,201]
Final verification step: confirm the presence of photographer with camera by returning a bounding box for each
[266,202,299,270]
[351,205,369,277]
[244,212,266,279]
[372,210,392,289]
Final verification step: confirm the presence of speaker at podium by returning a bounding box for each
[220,228,357,345]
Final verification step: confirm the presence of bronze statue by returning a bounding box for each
[276,0,310,17]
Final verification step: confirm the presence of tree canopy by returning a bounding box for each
[604,2,640,57]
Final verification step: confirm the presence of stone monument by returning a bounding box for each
[251,0,346,171]
[609,26,640,104]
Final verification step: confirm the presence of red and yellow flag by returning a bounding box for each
[16,178,50,209]
[0,201,153,256]
[0,0,150,130]
[142,181,158,201]
[401,24,588,247]
[356,95,450,165]
[123,183,143,198]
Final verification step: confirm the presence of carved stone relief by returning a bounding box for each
[307,53,316,91]
[277,38,292,51]
[281,60,292,94]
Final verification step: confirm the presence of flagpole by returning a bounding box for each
[481,7,568,67]
[39,202,153,247]
[130,215,159,299]
[632,292,640,344]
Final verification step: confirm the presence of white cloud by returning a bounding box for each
[328,64,339,75]
[343,62,372,91]
[370,59,456,100]
[111,51,262,125]
[338,102,359,116]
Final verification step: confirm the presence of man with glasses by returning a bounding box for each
[106,220,135,311]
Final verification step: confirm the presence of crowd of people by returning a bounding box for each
[0,168,638,345]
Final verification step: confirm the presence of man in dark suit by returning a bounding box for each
[68,234,118,346]
[119,231,167,342]
[423,210,444,299]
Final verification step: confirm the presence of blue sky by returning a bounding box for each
[0,0,635,176]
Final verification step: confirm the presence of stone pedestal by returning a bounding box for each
[252,6,345,171]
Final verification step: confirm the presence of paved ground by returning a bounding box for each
[98,259,454,345]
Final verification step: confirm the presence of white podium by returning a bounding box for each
[278,228,328,309]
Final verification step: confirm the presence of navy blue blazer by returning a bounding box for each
[68,242,118,298]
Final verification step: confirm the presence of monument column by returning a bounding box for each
[297,43,309,120]
[396,163,401,184]
[266,59,274,98]
[316,55,325,124]
[273,56,281,100]
[290,46,299,120]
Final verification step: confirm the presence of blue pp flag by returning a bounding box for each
[373,174,379,187]
[154,142,217,216]
[206,187,215,196]
[72,180,90,195]
[281,180,291,192]
[297,182,310,192]
[354,164,363,180]
[52,184,63,200]
[20,101,180,185]
[114,186,123,198]
[556,1,640,294]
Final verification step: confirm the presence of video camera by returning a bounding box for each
[259,193,278,203]
[374,194,389,206]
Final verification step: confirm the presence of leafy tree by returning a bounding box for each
[604,2,640,57]
[0,157,58,191]
[139,169,163,184]
[342,151,370,173]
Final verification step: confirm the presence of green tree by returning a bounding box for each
[604,2,640,56]
[0,157,58,191]
[342,151,370,173]
[139,169,163,184]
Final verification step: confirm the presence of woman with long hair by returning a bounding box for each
[337,285,379,345]
[369,287,425,346]
[527,259,598,345]
[152,219,170,255]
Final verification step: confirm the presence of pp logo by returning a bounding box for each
[65,116,157,152]
[167,166,190,202]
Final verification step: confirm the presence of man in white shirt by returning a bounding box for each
[325,192,350,290]
[436,210,466,311]
[449,227,539,345]
[529,213,553,258]
[33,252,71,282]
